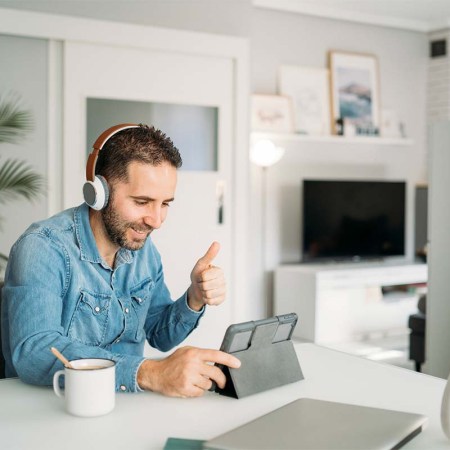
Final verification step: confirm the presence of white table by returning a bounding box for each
[0,343,448,450]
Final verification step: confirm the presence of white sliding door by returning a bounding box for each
[64,41,234,353]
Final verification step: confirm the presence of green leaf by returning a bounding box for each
[0,159,44,205]
[0,93,33,144]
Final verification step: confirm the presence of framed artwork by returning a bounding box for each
[278,65,330,135]
[251,94,295,133]
[328,51,380,135]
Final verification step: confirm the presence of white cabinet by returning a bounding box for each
[274,263,427,345]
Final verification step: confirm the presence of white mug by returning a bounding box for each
[53,358,116,417]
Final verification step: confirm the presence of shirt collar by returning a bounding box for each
[74,203,134,267]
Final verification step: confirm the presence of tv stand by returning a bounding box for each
[301,256,386,265]
[274,262,427,345]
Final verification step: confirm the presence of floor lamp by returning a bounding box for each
[250,139,285,317]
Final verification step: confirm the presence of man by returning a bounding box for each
[1,123,240,397]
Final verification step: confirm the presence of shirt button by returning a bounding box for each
[120,385,127,392]
[94,306,100,313]
[125,307,129,314]
[116,339,120,343]
[137,297,143,304]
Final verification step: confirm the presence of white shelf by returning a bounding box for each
[251,131,414,146]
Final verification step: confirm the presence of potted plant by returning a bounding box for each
[0,93,44,272]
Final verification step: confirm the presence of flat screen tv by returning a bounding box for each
[302,180,406,262]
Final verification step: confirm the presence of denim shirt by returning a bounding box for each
[1,203,204,392]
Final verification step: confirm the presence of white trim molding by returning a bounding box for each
[0,7,246,58]
[46,39,63,217]
[253,0,434,32]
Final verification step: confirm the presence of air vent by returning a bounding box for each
[431,39,447,58]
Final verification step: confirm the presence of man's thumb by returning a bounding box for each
[196,241,220,270]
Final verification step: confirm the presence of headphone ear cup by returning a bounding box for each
[97,175,110,208]
[83,175,109,210]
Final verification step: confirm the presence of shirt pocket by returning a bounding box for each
[68,290,112,346]
[130,278,154,341]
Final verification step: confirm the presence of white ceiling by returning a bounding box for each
[254,0,450,32]
[0,0,450,33]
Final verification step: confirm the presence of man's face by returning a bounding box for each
[101,160,177,251]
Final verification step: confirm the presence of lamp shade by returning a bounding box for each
[250,139,285,167]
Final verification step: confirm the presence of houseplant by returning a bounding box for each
[0,94,44,271]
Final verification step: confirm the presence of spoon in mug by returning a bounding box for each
[50,348,105,370]
[50,347,74,369]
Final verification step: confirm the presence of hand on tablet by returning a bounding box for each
[137,346,240,397]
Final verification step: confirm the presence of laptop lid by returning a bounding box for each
[204,398,427,450]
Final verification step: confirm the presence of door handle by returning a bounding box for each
[216,180,225,225]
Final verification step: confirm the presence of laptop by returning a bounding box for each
[204,398,427,450]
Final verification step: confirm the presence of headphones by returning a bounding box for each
[83,123,140,210]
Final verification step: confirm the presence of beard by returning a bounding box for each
[101,199,153,251]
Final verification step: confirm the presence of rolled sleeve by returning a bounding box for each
[114,354,147,393]
[182,290,205,319]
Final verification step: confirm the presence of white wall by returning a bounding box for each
[0,34,48,268]
[426,121,450,378]
[425,32,450,379]
[249,8,429,318]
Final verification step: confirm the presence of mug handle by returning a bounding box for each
[53,370,65,398]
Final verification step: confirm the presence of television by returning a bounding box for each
[302,180,406,262]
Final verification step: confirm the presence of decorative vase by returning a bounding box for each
[441,371,450,439]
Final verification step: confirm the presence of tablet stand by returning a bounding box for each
[215,321,304,399]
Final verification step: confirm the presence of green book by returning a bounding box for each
[163,437,205,450]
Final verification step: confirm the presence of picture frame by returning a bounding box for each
[328,51,380,136]
[278,65,330,135]
[251,94,295,133]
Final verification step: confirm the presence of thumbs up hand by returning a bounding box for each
[187,242,226,311]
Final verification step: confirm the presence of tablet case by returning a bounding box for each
[215,320,304,399]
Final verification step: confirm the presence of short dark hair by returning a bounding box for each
[95,124,182,183]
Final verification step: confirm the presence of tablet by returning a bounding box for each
[210,313,298,392]
[219,313,298,354]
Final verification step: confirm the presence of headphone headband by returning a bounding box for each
[85,123,139,182]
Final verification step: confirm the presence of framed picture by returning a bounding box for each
[278,65,330,135]
[251,94,295,133]
[328,51,380,135]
